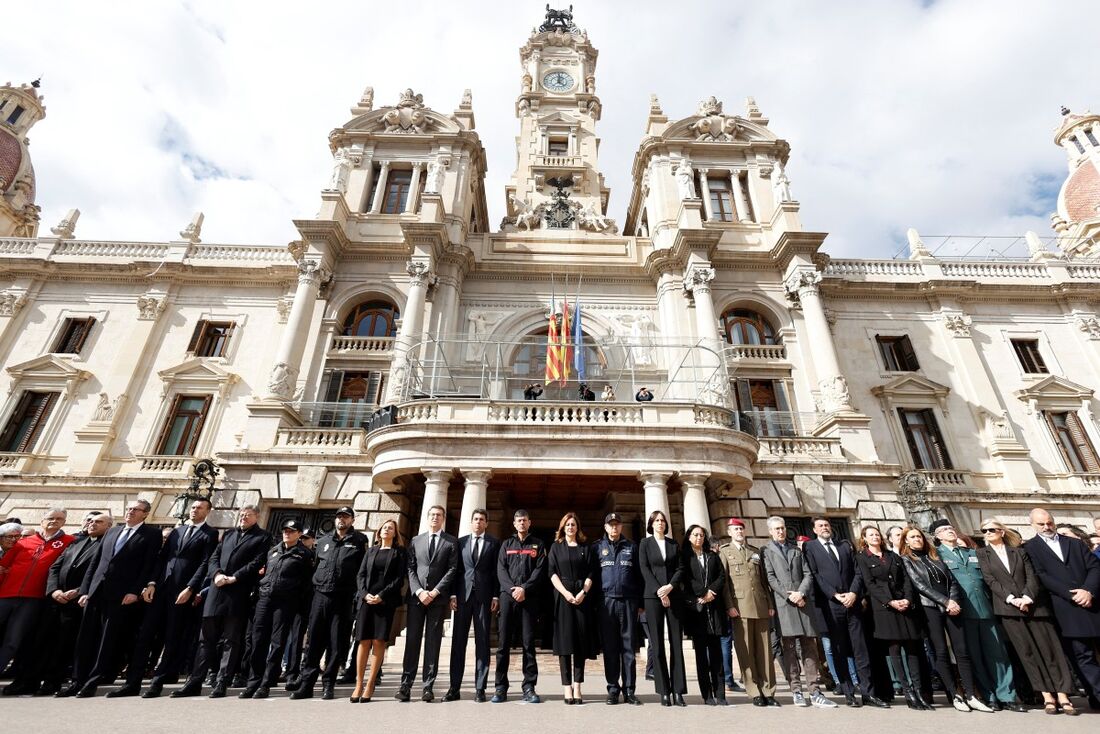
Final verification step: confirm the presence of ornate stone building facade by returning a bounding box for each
[2,13,1099,542]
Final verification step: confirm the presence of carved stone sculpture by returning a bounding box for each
[674,159,697,200]
[267,361,296,401]
[325,148,358,193]
[382,89,432,134]
[359,86,374,110]
[505,195,544,231]
[774,161,793,203]
[816,375,852,414]
[691,96,739,141]
[136,294,166,320]
[575,203,618,233]
[941,313,972,337]
[50,208,80,239]
[179,212,204,243]
[92,392,117,422]
[424,157,447,194]
[0,291,27,317]
[615,313,656,366]
[1075,314,1100,339]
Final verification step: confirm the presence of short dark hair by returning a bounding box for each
[427,505,446,516]
[191,498,212,509]
[646,510,669,536]
[471,508,488,521]
[810,516,829,526]
[513,509,530,520]
[133,500,152,513]
[681,524,712,557]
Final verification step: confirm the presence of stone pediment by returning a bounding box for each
[870,374,950,413]
[6,354,91,398]
[158,358,240,398]
[341,89,462,137]
[1015,375,1094,411]
[663,114,777,144]
[536,110,580,125]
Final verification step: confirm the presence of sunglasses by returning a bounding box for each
[981,528,1001,534]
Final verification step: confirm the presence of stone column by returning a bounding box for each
[356,157,375,213]
[731,170,750,222]
[686,266,720,345]
[640,472,672,535]
[387,259,434,402]
[404,162,424,214]
[698,169,714,221]
[680,473,711,531]
[420,469,452,534]
[370,161,391,213]
[785,269,853,414]
[265,259,325,400]
[457,469,491,537]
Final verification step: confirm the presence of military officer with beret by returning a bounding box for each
[720,518,778,707]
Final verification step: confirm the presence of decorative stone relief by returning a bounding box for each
[179,212,204,244]
[575,202,618,233]
[0,291,27,317]
[287,240,306,261]
[465,310,508,361]
[614,312,656,366]
[690,96,739,141]
[136,294,166,320]
[324,147,360,193]
[358,86,374,111]
[406,260,434,286]
[684,266,716,292]
[297,259,325,287]
[773,161,793,203]
[50,208,80,239]
[941,312,972,338]
[275,296,293,324]
[500,195,545,231]
[674,158,697,200]
[783,269,822,300]
[267,361,297,401]
[1075,314,1100,339]
[91,392,122,422]
[816,375,852,414]
[424,157,449,195]
[381,89,433,134]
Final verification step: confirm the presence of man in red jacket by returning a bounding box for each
[0,507,73,678]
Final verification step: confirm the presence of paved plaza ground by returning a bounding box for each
[6,638,1097,732]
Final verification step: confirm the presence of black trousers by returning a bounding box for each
[73,599,144,688]
[300,590,354,685]
[246,595,298,688]
[495,595,538,693]
[283,612,307,680]
[822,605,874,697]
[0,598,41,674]
[126,585,200,686]
[599,597,637,695]
[450,598,492,692]
[922,605,978,700]
[558,655,585,684]
[187,613,247,686]
[644,597,687,695]
[401,599,448,690]
[692,634,724,700]
[1065,636,1100,699]
[32,600,83,688]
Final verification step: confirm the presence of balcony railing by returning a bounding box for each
[918,469,972,488]
[275,427,365,452]
[533,154,583,168]
[736,410,823,438]
[328,335,395,355]
[724,344,787,361]
[758,436,844,460]
[1075,473,1100,488]
[0,452,30,472]
[298,401,381,428]
[135,456,190,473]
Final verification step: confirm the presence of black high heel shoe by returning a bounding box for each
[660,695,671,707]
[673,693,686,707]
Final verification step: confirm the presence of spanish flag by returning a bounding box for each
[545,297,561,384]
[559,293,571,386]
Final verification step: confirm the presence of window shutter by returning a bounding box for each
[154,394,184,454]
[17,392,59,453]
[1065,412,1100,473]
[366,372,382,404]
[899,336,920,371]
[735,379,753,412]
[187,321,207,353]
[898,408,925,469]
[323,370,345,402]
[69,318,95,354]
[924,409,952,469]
[183,395,213,455]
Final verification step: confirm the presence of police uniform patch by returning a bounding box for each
[602,548,610,556]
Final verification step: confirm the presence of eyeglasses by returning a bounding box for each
[981,528,1001,534]
[1,534,21,540]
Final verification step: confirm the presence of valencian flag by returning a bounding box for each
[545,281,562,384]
[559,290,571,386]
[572,276,585,383]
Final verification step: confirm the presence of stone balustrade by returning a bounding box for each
[918,469,972,488]
[823,256,1100,286]
[757,436,844,460]
[328,335,395,354]
[725,343,787,361]
[136,455,189,473]
[275,427,365,452]
[0,236,295,268]
[0,452,29,471]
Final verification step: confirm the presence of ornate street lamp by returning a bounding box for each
[170,458,220,522]
[896,470,937,528]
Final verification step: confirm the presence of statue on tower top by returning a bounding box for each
[539,5,576,33]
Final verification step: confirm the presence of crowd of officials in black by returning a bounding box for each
[1,499,1099,715]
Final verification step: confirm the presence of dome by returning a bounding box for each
[0,128,21,194]
[1060,160,1100,224]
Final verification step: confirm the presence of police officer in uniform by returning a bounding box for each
[720,518,778,706]
[290,506,368,700]
[240,520,314,699]
[594,512,642,705]
[493,509,546,704]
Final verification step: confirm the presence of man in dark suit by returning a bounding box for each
[61,500,163,697]
[107,498,220,698]
[445,508,499,702]
[171,504,269,698]
[801,516,887,708]
[30,512,110,695]
[396,504,458,702]
[1024,507,1100,702]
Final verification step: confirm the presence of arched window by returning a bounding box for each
[341,300,400,338]
[510,328,606,399]
[720,308,779,345]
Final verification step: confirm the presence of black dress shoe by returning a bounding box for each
[490,692,507,703]
[474,690,486,703]
[1004,701,1028,713]
[239,687,257,699]
[521,690,541,703]
[606,693,620,705]
[863,695,890,708]
[716,696,730,706]
[752,695,766,707]
[290,685,315,700]
[673,693,686,707]
[2,682,32,696]
[141,682,163,699]
[624,693,642,705]
[394,686,411,702]
[170,681,202,698]
[661,695,672,707]
[209,684,227,698]
[35,683,60,697]
[106,684,141,698]
[705,696,718,706]
[322,684,335,700]
[254,687,270,699]
[845,694,861,707]
[765,696,781,707]
[284,677,301,692]
[443,689,460,701]
[55,684,81,698]
[421,689,434,703]
[75,684,98,698]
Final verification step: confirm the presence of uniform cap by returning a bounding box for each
[335,506,355,517]
[604,512,623,524]
[282,519,304,532]
[928,518,952,535]
[727,518,746,528]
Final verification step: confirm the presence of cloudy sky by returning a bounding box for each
[1,1,1092,258]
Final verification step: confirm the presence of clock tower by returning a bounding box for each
[502,8,617,233]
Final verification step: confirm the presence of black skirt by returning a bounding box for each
[356,600,397,642]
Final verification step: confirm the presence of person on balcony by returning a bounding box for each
[578,383,595,401]
[601,385,615,401]
[635,387,653,402]
[523,383,543,400]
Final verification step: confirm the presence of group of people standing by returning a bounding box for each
[0,501,1098,715]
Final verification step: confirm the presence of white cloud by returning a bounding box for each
[1,0,1092,257]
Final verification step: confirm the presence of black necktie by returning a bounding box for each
[826,541,840,565]
[429,534,437,561]
[182,525,194,545]
[473,536,481,564]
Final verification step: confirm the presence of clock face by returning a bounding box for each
[542,70,574,93]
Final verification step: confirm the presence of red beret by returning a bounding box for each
[796,535,811,542]
[727,518,745,528]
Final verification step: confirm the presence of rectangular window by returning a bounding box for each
[5,105,24,126]
[734,378,794,436]
[707,175,735,222]
[318,370,386,428]
[0,391,59,453]
[898,408,952,470]
[1011,339,1048,374]
[188,320,235,358]
[155,394,211,456]
[547,138,569,155]
[52,318,96,355]
[382,170,412,213]
[1044,411,1100,473]
[876,335,920,371]
[1086,129,1099,147]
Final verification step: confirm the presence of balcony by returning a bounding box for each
[725,343,787,362]
[275,427,366,454]
[134,455,191,474]
[327,335,394,357]
[532,154,585,174]
[918,469,972,490]
[0,452,31,473]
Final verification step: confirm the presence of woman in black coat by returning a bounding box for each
[976,521,1077,715]
[638,510,687,707]
[548,512,597,705]
[900,527,988,712]
[853,525,929,710]
[351,520,407,702]
[679,524,727,706]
